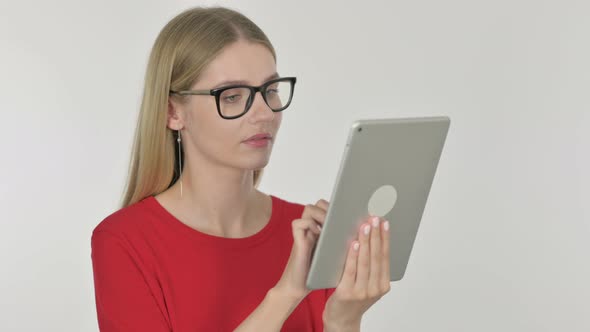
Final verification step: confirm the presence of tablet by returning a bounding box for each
[306,116,451,290]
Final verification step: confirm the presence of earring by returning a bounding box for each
[177,129,183,199]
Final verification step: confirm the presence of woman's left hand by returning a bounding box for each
[322,214,391,328]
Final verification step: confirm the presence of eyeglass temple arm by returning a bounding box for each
[169,90,212,96]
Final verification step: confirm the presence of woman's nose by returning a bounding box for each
[247,91,274,120]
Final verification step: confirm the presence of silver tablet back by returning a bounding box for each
[306,116,450,290]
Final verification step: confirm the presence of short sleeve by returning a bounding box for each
[91,230,171,332]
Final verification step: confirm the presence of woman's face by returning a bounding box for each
[169,40,283,173]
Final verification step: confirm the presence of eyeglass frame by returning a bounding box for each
[169,76,297,119]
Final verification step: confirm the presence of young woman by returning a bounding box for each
[91,6,391,332]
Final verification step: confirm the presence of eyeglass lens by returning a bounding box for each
[218,80,292,118]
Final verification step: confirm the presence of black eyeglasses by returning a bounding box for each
[169,77,296,119]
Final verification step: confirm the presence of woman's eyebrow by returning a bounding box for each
[212,73,280,89]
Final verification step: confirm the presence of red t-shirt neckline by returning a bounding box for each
[142,194,282,250]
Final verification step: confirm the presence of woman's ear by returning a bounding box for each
[167,98,184,130]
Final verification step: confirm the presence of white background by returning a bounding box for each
[1,0,588,331]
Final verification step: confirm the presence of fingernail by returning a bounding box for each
[353,242,360,251]
[364,224,371,235]
[372,216,380,228]
[384,221,389,231]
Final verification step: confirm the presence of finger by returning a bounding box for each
[368,216,382,296]
[381,218,391,289]
[301,204,327,228]
[314,199,330,230]
[315,199,329,212]
[355,218,372,292]
[291,218,321,244]
[339,239,359,289]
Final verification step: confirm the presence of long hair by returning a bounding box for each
[120,6,276,208]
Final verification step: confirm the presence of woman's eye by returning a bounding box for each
[223,94,242,103]
[266,88,279,95]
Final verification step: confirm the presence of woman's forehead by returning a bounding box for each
[197,40,276,88]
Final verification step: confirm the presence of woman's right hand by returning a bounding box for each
[274,199,329,301]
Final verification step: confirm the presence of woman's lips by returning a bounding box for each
[244,133,272,141]
[243,137,271,147]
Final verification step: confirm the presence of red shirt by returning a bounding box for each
[91,194,336,331]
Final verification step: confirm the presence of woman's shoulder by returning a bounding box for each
[92,196,155,239]
[271,194,307,218]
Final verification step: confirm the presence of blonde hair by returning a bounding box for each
[120,6,276,208]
